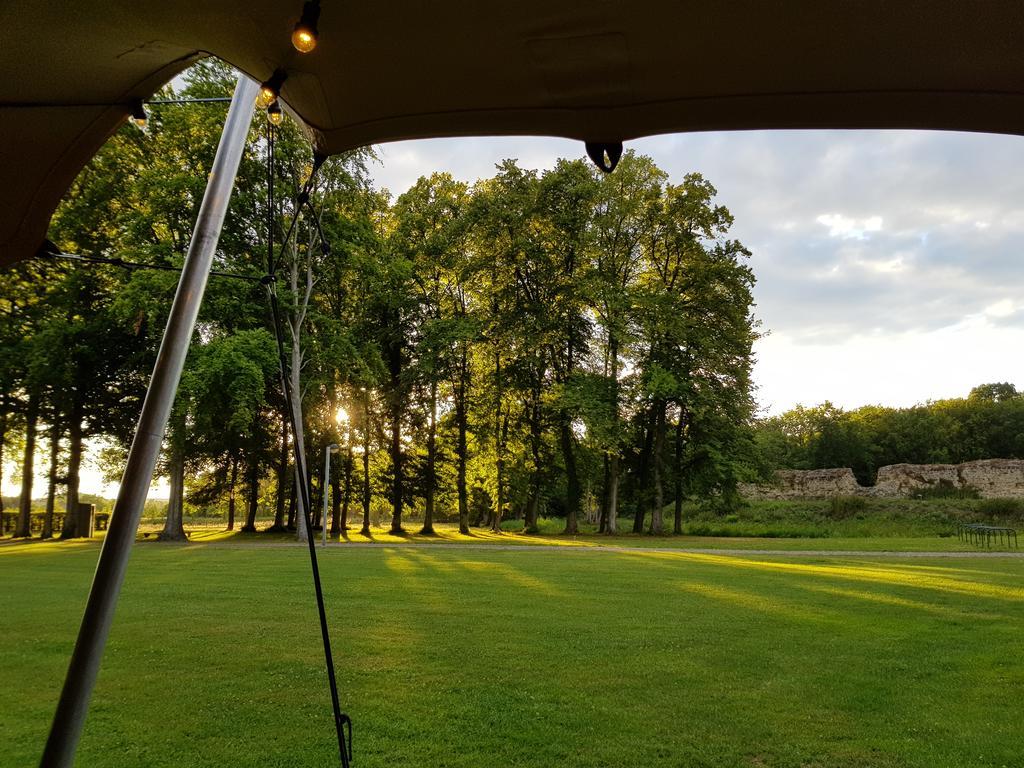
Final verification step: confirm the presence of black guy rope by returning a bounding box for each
[262,124,352,768]
[36,249,262,282]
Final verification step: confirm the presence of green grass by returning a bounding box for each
[2,542,1023,767]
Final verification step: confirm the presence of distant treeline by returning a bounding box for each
[755,383,1024,485]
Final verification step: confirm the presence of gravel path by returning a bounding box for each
[177,541,1024,558]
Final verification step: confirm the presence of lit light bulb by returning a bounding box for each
[292,27,317,53]
[267,100,284,125]
[130,100,147,128]
[256,69,287,109]
[256,86,276,110]
[336,407,349,425]
[292,1,320,53]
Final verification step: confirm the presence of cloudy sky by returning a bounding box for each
[370,130,1024,416]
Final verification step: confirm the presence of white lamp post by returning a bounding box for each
[323,444,339,547]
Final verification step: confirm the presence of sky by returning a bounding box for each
[369,130,1024,416]
[9,128,1024,498]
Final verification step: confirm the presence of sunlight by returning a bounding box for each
[676,581,836,625]
[633,552,1024,602]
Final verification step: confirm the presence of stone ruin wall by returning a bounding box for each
[739,459,1024,500]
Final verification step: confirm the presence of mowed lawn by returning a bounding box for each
[2,543,1022,767]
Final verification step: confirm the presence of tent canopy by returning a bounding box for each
[3,0,1024,266]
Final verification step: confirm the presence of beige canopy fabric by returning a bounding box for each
[3,0,1024,266]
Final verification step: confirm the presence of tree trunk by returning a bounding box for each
[649,400,666,535]
[606,454,620,534]
[14,393,39,538]
[0,395,7,521]
[331,451,343,534]
[311,467,322,532]
[270,417,289,531]
[389,405,404,535]
[42,420,61,539]
[294,463,309,541]
[421,377,437,534]
[387,322,405,535]
[227,455,238,531]
[242,450,259,532]
[159,439,187,541]
[60,397,84,539]
[599,454,609,533]
[361,398,371,534]
[525,384,543,534]
[633,405,656,533]
[287,475,297,531]
[286,238,313,543]
[673,410,686,535]
[606,334,620,534]
[491,351,505,533]
[560,414,581,535]
[455,346,470,534]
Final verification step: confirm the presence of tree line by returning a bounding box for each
[755,382,1024,485]
[0,62,759,540]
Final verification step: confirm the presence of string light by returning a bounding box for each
[256,69,287,109]
[130,100,147,128]
[267,100,284,125]
[292,1,321,53]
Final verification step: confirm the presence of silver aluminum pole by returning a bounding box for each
[40,74,259,768]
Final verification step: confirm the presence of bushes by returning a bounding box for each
[977,497,1024,519]
[909,480,980,500]
[828,495,867,519]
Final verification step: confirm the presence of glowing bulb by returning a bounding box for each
[267,100,284,125]
[292,27,317,53]
[292,1,320,53]
[256,87,276,110]
[336,407,349,425]
[256,70,287,109]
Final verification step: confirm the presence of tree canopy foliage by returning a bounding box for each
[0,62,759,538]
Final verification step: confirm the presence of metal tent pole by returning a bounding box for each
[40,74,259,768]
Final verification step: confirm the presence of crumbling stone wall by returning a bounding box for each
[869,464,960,498]
[958,459,1024,497]
[738,468,861,500]
[741,459,1024,499]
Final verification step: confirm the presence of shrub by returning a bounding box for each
[910,480,980,500]
[977,497,1024,519]
[828,495,867,519]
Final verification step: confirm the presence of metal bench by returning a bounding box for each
[958,522,1018,549]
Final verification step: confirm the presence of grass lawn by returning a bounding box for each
[2,542,1022,767]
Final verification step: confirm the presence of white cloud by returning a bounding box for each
[983,299,1015,318]
[816,213,883,239]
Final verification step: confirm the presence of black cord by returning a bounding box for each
[38,251,262,282]
[146,98,233,105]
[2,98,232,108]
[263,128,352,768]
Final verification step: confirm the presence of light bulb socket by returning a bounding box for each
[292,0,321,53]
[256,69,288,109]
[130,99,147,128]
